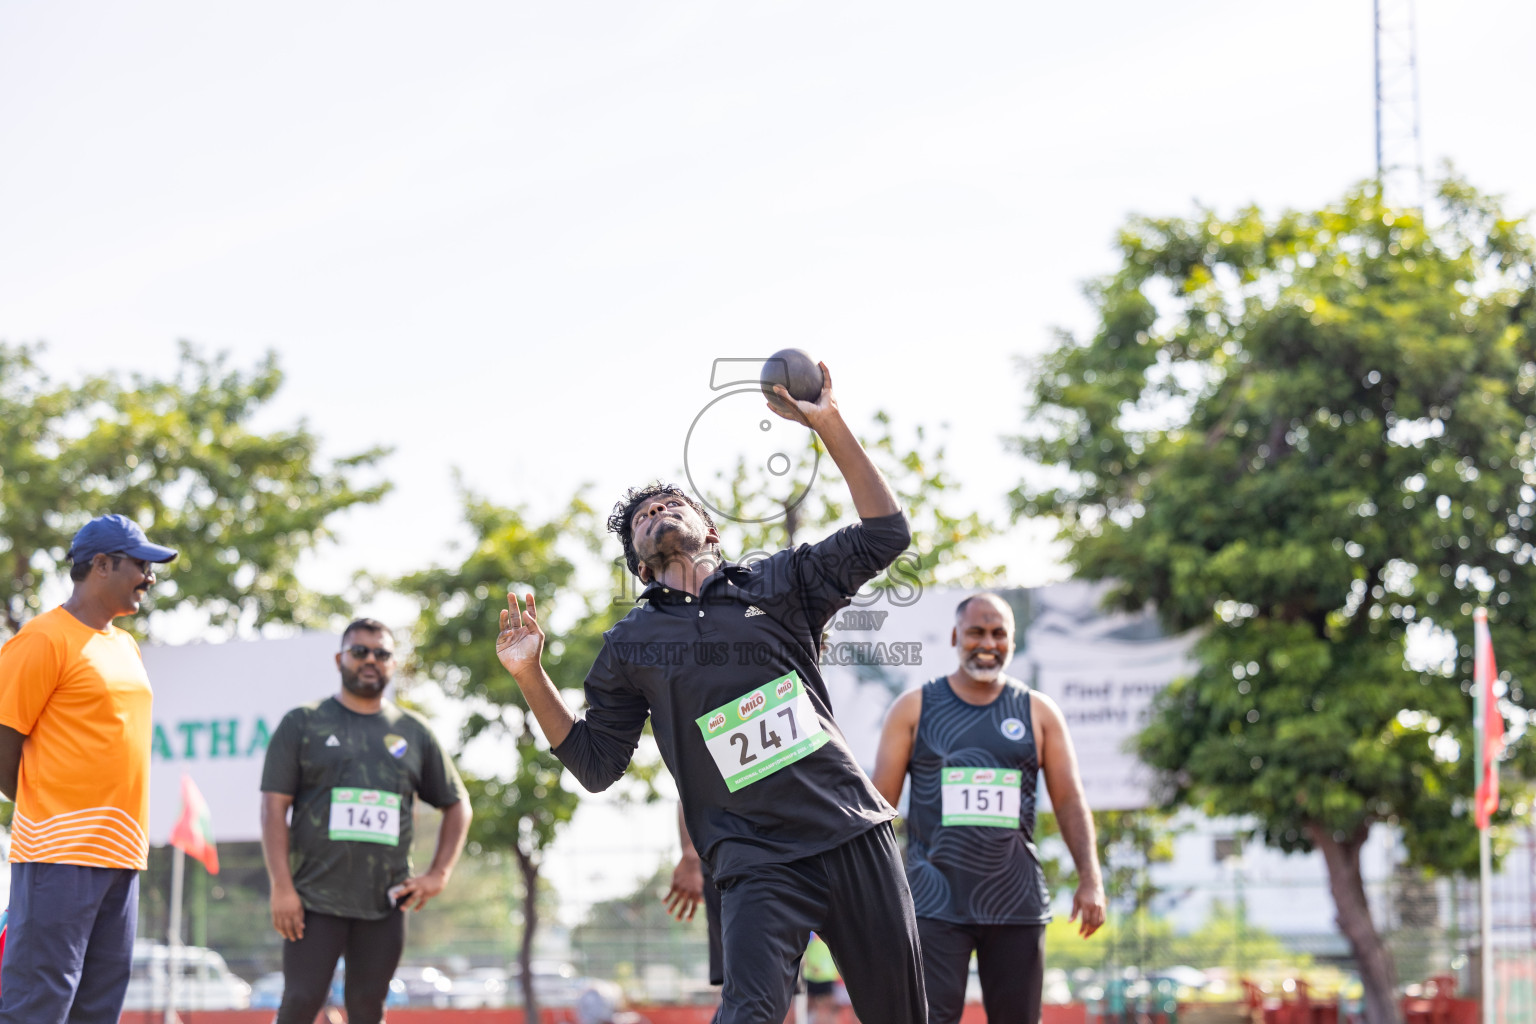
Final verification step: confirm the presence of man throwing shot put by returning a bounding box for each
[0,514,177,1024]
[260,618,470,1024]
[495,364,927,1024]
[872,593,1107,1024]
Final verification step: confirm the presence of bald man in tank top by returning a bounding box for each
[872,593,1106,1024]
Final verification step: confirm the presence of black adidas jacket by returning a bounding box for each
[552,512,911,880]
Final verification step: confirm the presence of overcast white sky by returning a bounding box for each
[3,1,1534,925]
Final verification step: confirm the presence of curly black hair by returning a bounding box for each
[608,482,718,578]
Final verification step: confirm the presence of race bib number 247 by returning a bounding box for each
[696,671,828,792]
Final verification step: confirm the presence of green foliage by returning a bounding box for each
[1013,176,1536,873]
[397,489,667,1015]
[1038,809,1181,913]
[404,825,562,962]
[1041,903,1304,975]
[397,490,639,864]
[399,489,609,723]
[710,412,1005,587]
[1171,901,1304,973]
[570,862,709,983]
[0,342,390,636]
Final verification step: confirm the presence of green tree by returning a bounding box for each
[1011,178,1536,1024]
[710,412,1003,582]
[0,342,389,636]
[397,490,658,1021]
[1166,901,1307,975]
[570,862,709,987]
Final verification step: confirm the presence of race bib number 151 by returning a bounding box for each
[940,768,1023,827]
[696,671,828,792]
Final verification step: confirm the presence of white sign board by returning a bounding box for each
[818,582,1196,811]
[1017,581,1199,810]
[140,632,343,844]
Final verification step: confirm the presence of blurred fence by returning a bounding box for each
[123,827,1536,1016]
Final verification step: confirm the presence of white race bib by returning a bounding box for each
[940,767,1023,827]
[696,671,829,793]
[328,788,402,845]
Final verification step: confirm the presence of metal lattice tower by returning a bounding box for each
[1374,0,1425,209]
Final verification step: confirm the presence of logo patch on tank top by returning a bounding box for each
[384,734,408,758]
[1000,717,1026,741]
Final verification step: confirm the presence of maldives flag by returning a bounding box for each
[1474,608,1506,830]
[169,774,220,874]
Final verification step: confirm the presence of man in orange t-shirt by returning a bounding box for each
[0,514,177,1024]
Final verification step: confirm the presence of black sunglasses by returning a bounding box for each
[343,645,394,662]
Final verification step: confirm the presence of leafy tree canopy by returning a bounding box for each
[1012,176,1536,1021]
[0,341,389,636]
[707,411,1004,588]
[397,490,657,1020]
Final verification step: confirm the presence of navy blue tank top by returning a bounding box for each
[905,676,1052,925]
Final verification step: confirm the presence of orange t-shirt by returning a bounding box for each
[0,606,152,870]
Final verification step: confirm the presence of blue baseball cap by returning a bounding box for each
[67,514,179,565]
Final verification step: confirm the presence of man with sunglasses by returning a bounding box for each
[0,513,178,1024]
[260,618,469,1024]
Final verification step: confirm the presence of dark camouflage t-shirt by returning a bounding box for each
[261,697,465,920]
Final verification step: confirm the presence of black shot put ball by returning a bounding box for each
[760,348,825,406]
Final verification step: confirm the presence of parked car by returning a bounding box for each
[514,960,585,1007]
[450,966,510,1008]
[249,963,407,1010]
[250,971,285,1010]
[122,941,252,1011]
[332,962,409,1008]
[393,964,454,1007]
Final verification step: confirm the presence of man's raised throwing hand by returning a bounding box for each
[767,360,836,432]
[496,592,545,678]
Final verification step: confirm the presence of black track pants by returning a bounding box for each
[714,822,926,1024]
[917,917,1046,1024]
[275,908,406,1024]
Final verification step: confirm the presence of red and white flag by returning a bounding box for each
[169,774,220,874]
[1474,608,1506,830]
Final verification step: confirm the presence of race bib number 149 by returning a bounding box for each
[696,671,828,792]
[329,788,402,845]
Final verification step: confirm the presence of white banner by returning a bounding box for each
[819,581,1196,812]
[1018,581,1199,811]
[141,632,344,844]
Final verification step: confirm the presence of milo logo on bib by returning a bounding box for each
[697,671,829,793]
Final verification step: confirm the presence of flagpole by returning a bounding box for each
[1473,607,1496,1024]
[165,844,185,1024]
[1481,824,1494,1024]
